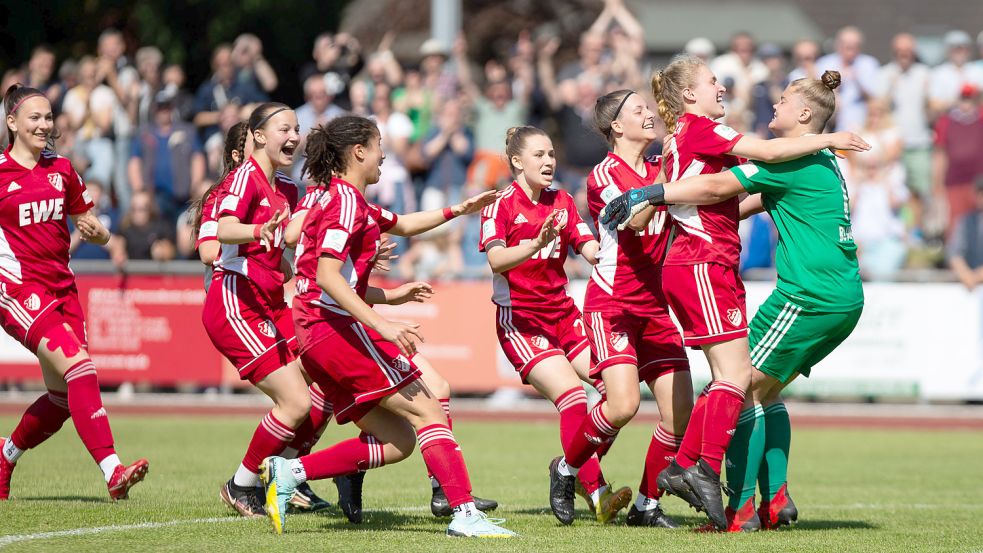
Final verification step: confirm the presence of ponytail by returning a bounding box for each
[650,55,706,133]
[191,121,250,240]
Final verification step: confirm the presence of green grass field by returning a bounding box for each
[0,414,981,552]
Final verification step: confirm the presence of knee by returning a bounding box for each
[280,393,312,426]
[605,395,639,427]
[429,375,451,399]
[387,429,417,463]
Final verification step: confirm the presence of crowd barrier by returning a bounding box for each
[2,263,980,401]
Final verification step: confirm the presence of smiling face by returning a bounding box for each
[685,64,726,119]
[768,85,809,136]
[611,93,658,144]
[360,133,385,185]
[7,95,55,152]
[253,109,300,168]
[513,133,556,190]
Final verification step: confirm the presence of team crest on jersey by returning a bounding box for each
[553,209,568,227]
[391,356,411,373]
[257,319,276,338]
[531,335,549,350]
[726,308,743,327]
[609,331,629,352]
[23,293,41,311]
[48,173,63,192]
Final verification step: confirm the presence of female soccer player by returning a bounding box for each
[479,125,631,526]
[260,115,514,538]
[600,55,868,529]
[0,84,148,500]
[201,102,327,518]
[573,89,693,528]
[615,71,863,532]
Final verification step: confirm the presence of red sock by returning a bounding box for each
[439,398,452,430]
[700,380,747,474]
[242,412,295,474]
[639,425,683,498]
[553,388,605,494]
[417,424,472,508]
[566,402,619,469]
[64,360,115,463]
[290,386,334,456]
[586,381,617,459]
[299,432,384,481]
[9,390,71,452]
[675,383,711,468]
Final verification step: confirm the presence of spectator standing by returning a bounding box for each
[118,190,177,261]
[97,29,140,209]
[421,98,473,205]
[24,45,61,109]
[62,56,118,191]
[711,32,769,131]
[788,39,821,81]
[161,64,195,123]
[933,84,983,238]
[750,43,788,137]
[368,83,416,220]
[299,32,364,110]
[947,177,983,290]
[231,33,278,96]
[132,46,163,127]
[193,44,267,142]
[815,26,881,131]
[928,30,983,118]
[292,73,346,182]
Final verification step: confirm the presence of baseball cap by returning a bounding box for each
[685,37,716,58]
[944,30,972,48]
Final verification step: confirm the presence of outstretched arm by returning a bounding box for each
[389,190,497,237]
[730,132,869,163]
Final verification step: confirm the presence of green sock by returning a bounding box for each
[758,401,791,501]
[724,405,765,510]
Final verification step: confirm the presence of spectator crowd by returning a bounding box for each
[3,0,983,283]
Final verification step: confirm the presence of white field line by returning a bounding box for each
[3,503,982,546]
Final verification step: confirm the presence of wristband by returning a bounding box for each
[252,224,262,240]
[442,207,456,220]
[630,183,666,206]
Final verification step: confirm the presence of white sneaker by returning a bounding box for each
[446,511,517,538]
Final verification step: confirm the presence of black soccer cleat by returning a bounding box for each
[334,471,365,524]
[219,479,266,518]
[287,481,333,513]
[625,504,680,528]
[548,456,576,525]
[656,459,704,512]
[683,459,728,530]
[430,485,499,517]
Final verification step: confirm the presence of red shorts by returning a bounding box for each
[202,272,297,385]
[495,303,589,382]
[299,318,421,424]
[0,282,86,353]
[584,309,689,382]
[663,262,748,347]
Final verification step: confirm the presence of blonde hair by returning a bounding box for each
[789,70,841,131]
[651,54,706,133]
[504,125,548,176]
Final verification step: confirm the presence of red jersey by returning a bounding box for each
[479,182,594,309]
[583,153,671,315]
[214,159,298,302]
[662,113,743,267]
[292,178,398,335]
[0,148,94,291]
[195,185,220,250]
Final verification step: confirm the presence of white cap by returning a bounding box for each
[944,30,972,48]
[685,37,716,58]
[419,38,449,58]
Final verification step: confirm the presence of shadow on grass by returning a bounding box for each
[308,510,444,534]
[789,519,878,531]
[17,495,108,503]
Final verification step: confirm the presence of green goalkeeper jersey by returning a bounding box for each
[730,148,864,312]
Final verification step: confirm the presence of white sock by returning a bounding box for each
[233,463,260,487]
[281,447,299,459]
[452,501,478,520]
[430,476,440,489]
[99,454,122,482]
[590,484,607,505]
[635,494,659,511]
[286,459,308,484]
[2,438,24,463]
[558,457,579,477]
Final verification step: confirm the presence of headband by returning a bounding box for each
[9,93,44,115]
[250,107,290,132]
[612,91,635,121]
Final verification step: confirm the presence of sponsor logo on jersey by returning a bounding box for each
[257,319,276,338]
[295,278,310,295]
[532,335,549,350]
[24,293,41,311]
[726,308,743,327]
[713,124,739,141]
[609,331,629,352]
[7,181,20,192]
[481,219,496,241]
[48,173,63,192]
[321,229,349,252]
[18,198,65,226]
[513,213,528,224]
[259,198,271,207]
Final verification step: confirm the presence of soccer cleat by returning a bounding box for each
[0,437,14,500]
[626,504,680,528]
[656,459,703,511]
[107,458,149,500]
[260,456,299,534]
[574,477,595,512]
[446,511,517,538]
[548,456,576,525]
[683,459,728,530]
[595,484,632,524]
[758,484,798,530]
[430,485,499,517]
[287,482,332,513]
[696,499,761,533]
[334,471,365,524]
[220,479,266,518]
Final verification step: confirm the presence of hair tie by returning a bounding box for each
[250,107,290,132]
[9,93,44,115]
[612,91,635,120]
